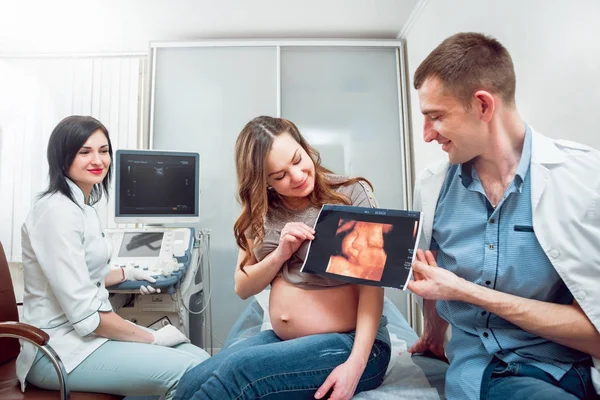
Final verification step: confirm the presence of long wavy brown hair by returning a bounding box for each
[234,116,372,270]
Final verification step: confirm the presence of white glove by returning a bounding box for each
[140,285,161,295]
[151,324,190,347]
[122,268,161,295]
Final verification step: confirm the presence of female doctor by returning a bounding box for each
[17,115,209,398]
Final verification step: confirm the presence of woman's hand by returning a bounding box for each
[314,358,365,400]
[273,222,314,261]
[151,324,190,347]
[123,268,161,295]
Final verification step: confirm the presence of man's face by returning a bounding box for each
[417,78,487,164]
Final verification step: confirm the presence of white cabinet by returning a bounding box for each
[149,40,412,345]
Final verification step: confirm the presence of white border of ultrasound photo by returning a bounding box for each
[299,204,423,291]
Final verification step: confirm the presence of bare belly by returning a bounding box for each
[269,276,359,340]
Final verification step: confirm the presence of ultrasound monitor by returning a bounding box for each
[114,149,200,225]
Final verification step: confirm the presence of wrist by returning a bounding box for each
[456,278,481,304]
[270,248,287,265]
[347,352,368,369]
[422,327,447,344]
[145,330,156,344]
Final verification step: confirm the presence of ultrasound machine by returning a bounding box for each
[105,149,212,352]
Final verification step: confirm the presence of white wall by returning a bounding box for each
[404,0,600,174]
[0,0,415,54]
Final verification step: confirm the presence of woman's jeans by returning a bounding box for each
[27,341,209,399]
[175,318,391,400]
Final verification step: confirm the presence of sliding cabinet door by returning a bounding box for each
[280,46,410,316]
[151,46,277,346]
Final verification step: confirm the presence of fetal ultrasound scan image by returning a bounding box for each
[301,205,422,290]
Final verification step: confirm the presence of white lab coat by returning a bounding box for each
[17,179,112,391]
[413,128,600,393]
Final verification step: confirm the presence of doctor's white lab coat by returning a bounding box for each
[17,179,112,391]
[413,129,600,394]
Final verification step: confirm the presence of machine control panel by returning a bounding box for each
[105,227,194,293]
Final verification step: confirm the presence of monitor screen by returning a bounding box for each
[118,232,164,258]
[115,150,200,224]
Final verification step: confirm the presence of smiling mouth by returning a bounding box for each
[88,169,103,174]
[294,178,308,190]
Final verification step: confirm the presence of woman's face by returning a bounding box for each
[67,129,111,197]
[265,132,315,199]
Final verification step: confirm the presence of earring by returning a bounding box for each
[267,185,273,191]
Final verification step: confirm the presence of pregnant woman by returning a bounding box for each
[175,116,391,400]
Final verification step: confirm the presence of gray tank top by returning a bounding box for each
[253,175,378,289]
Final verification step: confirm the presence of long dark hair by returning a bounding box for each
[39,115,113,206]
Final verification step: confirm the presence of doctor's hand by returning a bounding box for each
[314,359,364,400]
[408,331,448,363]
[274,222,315,261]
[123,268,161,295]
[407,249,468,301]
[151,324,190,347]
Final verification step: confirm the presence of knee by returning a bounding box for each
[174,360,213,399]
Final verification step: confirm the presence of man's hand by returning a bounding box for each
[408,333,448,363]
[407,249,467,301]
[314,359,365,400]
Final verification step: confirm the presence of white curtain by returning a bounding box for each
[0,56,146,262]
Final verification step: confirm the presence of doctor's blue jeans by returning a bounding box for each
[174,322,391,400]
[480,356,598,400]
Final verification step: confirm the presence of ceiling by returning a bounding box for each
[0,0,420,54]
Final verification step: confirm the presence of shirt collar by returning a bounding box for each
[66,178,87,206]
[514,124,532,186]
[459,125,532,189]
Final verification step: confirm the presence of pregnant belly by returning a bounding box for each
[269,276,359,340]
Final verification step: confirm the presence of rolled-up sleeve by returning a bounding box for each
[27,202,104,336]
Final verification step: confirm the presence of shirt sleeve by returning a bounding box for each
[26,201,106,337]
[349,180,379,208]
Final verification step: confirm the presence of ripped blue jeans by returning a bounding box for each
[174,317,391,400]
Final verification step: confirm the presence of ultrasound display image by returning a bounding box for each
[119,154,196,215]
[301,205,422,290]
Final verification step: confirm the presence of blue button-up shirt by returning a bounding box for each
[431,126,589,399]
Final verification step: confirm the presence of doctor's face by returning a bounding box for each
[418,78,487,164]
[67,129,111,196]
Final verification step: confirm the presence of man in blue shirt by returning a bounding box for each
[407,32,600,400]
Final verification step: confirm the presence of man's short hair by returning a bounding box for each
[414,32,516,108]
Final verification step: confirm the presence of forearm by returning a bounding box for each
[234,250,286,300]
[421,299,448,340]
[94,311,154,343]
[104,268,125,287]
[349,286,384,366]
[461,283,600,358]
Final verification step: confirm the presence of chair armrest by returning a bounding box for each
[0,322,69,400]
[0,321,49,346]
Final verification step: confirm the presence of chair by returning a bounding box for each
[0,241,122,400]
